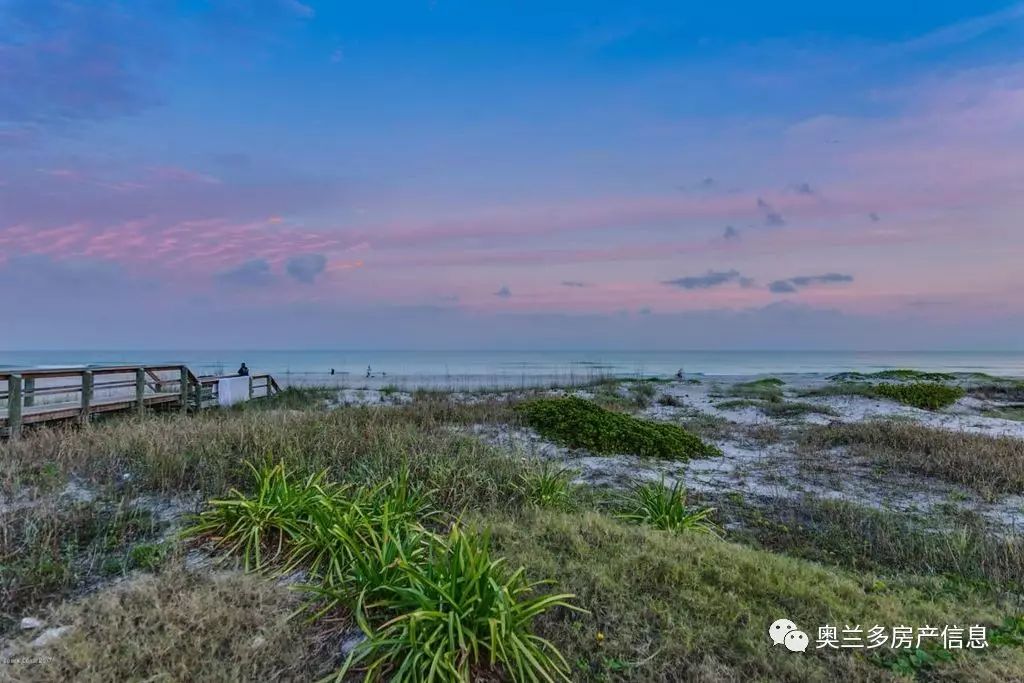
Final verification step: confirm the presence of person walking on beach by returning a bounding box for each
[366,365,372,378]
[237,362,249,376]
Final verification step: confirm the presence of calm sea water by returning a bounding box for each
[2,350,1023,388]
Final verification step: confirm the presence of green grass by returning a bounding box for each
[514,461,578,510]
[484,510,1024,681]
[341,525,580,682]
[187,461,580,683]
[724,378,785,401]
[517,396,721,459]
[616,478,719,534]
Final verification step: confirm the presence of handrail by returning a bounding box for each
[1,363,279,439]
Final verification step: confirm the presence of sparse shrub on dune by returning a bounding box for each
[516,396,721,459]
[871,382,964,410]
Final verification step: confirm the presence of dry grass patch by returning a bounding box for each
[801,420,1024,497]
[10,569,332,682]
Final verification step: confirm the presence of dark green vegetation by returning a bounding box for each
[828,369,956,382]
[872,382,965,410]
[803,381,964,410]
[517,396,721,459]
[724,377,786,401]
[802,420,1024,496]
[2,387,1023,681]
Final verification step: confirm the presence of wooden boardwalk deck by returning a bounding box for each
[1,364,280,438]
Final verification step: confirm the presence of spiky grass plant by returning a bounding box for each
[617,478,720,535]
[514,462,577,510]
[341,525,580,683]
[186,461,343,570]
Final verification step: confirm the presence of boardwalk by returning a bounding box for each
[1,364,279,438]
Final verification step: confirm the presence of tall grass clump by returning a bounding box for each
[617,479,720,535]
[187,461,580,683]
[514,462,577,511]
[725,378,785,402]
[341,526,580,682]
[517,397,720,459]
[187,461,342,570]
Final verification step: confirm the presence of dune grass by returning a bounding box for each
[801,420,1024,497]
[517,396,721,459]
[484,510,1024,682]
[3,388,1024,681]
[724,377,786,402]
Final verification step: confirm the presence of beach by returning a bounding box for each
[2,369,1022,680]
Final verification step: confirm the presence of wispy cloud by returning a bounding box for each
[561,280,589,287]
[663,270,746,290]
[768,273,854,294]
[494,285,512,298]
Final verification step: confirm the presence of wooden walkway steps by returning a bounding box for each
[0,364,280,439]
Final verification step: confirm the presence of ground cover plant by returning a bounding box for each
[828,369,956,382]
[871,382,964,410]
[516,396,721,459]
[802,381,964,410]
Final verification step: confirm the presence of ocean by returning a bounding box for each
[2,350,1023,388]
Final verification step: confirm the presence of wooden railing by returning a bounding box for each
[0,364,280,438]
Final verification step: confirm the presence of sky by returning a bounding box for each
[2,0,1023,350]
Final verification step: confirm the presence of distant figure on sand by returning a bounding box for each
[675,368,684,379]
[330,368,335,375]
[237,362,249,376]
[366,365,372,378]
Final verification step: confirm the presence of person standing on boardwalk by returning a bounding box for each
[237,362,249,376]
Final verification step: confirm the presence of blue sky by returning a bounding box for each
[2,1,1023,349]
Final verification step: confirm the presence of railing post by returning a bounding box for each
[136,368,146,416]
[81,371,93,424]
[23,377,35,408]
[8,374,22,440]
[179,367,189,414]
[249,375,254,400]
[194,380,203,411]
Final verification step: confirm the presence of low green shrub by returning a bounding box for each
[517,397,720,459]
[617,479,719,535]
[872,382,964,410]
[828,369,955,382]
